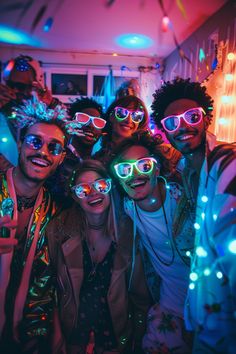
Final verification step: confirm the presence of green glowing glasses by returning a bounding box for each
[114,157,157,179]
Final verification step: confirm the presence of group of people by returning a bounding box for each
[0,55,235,354]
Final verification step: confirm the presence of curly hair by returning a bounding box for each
[151,78,214,129]
[69,97,104,118]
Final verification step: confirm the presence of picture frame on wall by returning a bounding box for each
[51,73,87,96]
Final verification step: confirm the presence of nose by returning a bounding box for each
[38,142,49,156]
[178,115,189,129]
[125,113,133,124]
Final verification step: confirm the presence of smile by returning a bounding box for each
[176,133,196,141]
[88,197,103,206]
[30,158,50,167]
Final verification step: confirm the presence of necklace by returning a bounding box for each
[16,195,36,212]
[135,184,175,266]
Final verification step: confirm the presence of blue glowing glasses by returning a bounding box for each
[24,134,65,156]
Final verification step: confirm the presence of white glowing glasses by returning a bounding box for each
[74,112,106,129]
[161,107,205,133]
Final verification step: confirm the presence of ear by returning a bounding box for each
[204,117,210,130]
[58,151,66,166]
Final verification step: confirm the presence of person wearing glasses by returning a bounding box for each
[0,97,69,354]
[46,159,150,354]
[49,97,107,205]
[95,95,150,164]
[108,131,194,354]
[151,78,236,353]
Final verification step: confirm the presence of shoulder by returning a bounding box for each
[208,143,236,195]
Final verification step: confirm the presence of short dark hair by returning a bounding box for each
[151,78,214,129]
[69,97,104,118]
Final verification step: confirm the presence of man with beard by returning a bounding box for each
[108,132,194,354]
[50,97,106,204]
[0,96,68,354]
[151,78,236,353]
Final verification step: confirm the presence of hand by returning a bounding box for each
[32,83,53,106]
[0,83,17,108]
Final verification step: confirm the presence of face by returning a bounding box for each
[114,145,159,201]
[163,99,207,155]
[76,108,103,146]
[110,101,143,140]
[18,123,65,183]
[73,171,110,217]
[8,67,35,98]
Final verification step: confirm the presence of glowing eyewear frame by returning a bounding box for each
[74,112,106,129]
[114,106,144,124]
[71,178,112,198]
[24,134,65,156]
[114,157,157,179]
[161,107,205,133]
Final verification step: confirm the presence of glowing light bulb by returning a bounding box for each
[227,52,235,60]
[166,184,170,189]
[189,283,195,290]
[201,212,205,220]
[112,53,118,56]
[221,95,232,104]
[213,214,217,221]
[218,118,228,125]
[196,246,207,257]
[203,268,211,276]
[228,240,236,254]
[216,271,223,279]
[186,251,191,257]
[1,137,8,143]
[225,74,233,81]
[194,223,200,230]
[190,272,198,281]
[201,195,208,203]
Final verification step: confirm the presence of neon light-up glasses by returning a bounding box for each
[161,107,205,133]
[74,112,106,129]
[24,134,65,156]
[114,157,157,179]
[71,178,112,198]
[114,106,144,124]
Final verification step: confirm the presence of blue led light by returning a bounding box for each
[189,283,195,290]
[196,246,207,257]
[0,25,40,46]
[228,240,236,254]
[1,137,8,143]
[201,195,208,203]
[194,223,200,230]
[190,272,198,281]
[116,34,153,49]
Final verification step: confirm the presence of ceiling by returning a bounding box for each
[0,0,228,58]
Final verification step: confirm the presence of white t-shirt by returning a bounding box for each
[124,190,189,317]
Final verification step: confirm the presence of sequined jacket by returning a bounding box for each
[46,204,151,353]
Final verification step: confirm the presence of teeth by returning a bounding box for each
[130,180,146,188]
[88,198,103,205]
[178,134,194,141]
[31,158,49,167]
[84,132,94,137]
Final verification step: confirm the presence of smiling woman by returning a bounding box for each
[46,159,151,353]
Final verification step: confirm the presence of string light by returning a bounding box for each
[201,195,208,202]
[225,74,233,81]
[213,214,217,221]
[189,283,195,290]
[190,272,198,281]
[196,246,207,257]
[201,212,205,220]
[194,222,200,230]
[203,268,211,276]
[228,240,236,254]
[216,271,223,279]
[227,52,235,60]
